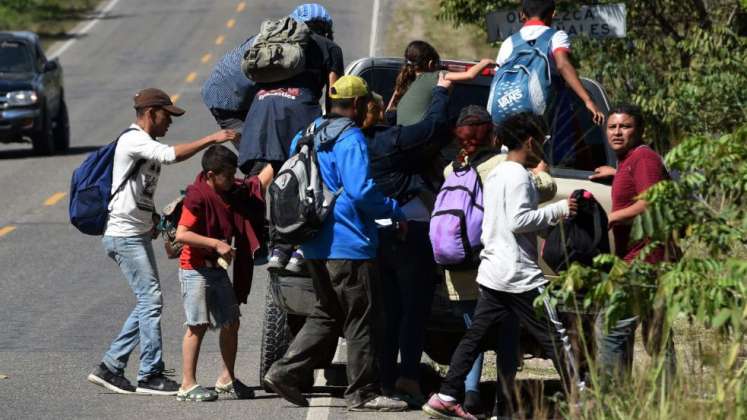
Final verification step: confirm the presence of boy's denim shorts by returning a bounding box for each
[179,267,240,329]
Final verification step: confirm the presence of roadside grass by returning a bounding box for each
[0,0,102,50]
[383,0,495,60]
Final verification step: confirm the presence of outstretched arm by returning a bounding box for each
[554,50,604,125]
[173,130,239,162]
[444,58,495,82]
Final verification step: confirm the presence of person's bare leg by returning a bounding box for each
[181,325,208,389]
[217,320,240,385]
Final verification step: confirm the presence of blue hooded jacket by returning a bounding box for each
[290,116,405,259]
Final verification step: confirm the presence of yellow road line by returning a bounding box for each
[0,226,16,237]
[201,53,212,64]
[215,35,225,45]
[185,72,198,83]
[44,192,67,206]
[226,19,236,29]
[170,94,181,103]
[236,2,246,12]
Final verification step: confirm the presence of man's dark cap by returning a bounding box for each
[133,88,185,116]
[457,105,492,126]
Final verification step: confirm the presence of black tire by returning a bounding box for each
[53,98,70,152]
[259,281,292,392]
[31,107,55,156]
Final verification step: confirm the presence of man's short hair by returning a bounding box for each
[608,103,645,133]
[496,112,547,151]
[522,0,556,20]
[202,145,238,174]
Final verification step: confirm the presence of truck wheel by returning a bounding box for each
[53,99,70,152]
[31,108,55,156]
[259,281,292,392]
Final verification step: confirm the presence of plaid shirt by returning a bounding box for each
[201,37,255,111]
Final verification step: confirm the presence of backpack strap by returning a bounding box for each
[109,128,144,201]
[532,28,557,51]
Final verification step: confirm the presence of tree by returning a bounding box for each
[438,0,747,149]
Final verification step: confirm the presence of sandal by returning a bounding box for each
[215,378,254,399]
[176,384,218,402]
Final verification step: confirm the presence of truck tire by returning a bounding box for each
[53,98,70,152]
[259,281,292,392]
[31,107,55,156]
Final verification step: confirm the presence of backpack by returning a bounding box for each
[542,189,610,273]
[487,29,556,125]
[69,128,144,236]
[157,194,185,259]
[429,152,496,270]
[268,119,352,244]
[241,17,311,83]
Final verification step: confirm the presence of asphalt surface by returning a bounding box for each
[0,1,427,419]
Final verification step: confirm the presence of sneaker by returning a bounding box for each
[350,395,409,412]
[136,373,179,395]
[422,394,477,420]
[176,384,218,402]
[87,363,135,394]
[267,248,290,271]
[285,250,308,275]
[264,370,308,407]
[215,378,254,399]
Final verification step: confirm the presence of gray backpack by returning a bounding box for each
[242,17,311,83]
[268,119,353,244]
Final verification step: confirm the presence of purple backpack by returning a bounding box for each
[429,152,495,270]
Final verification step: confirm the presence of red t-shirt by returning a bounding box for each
[611,145,667,263]
[178,202,231,270]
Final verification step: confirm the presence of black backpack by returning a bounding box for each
[542,189,610,272]
[268,119,352,244]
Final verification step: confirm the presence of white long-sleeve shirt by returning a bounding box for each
[104,124,177,237]
[477,161,569,293]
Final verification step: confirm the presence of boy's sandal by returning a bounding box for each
[176,384,218,402]
[215,378,254,399]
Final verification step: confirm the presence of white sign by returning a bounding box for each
[486,3,627,42]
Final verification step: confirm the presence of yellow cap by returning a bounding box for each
[329,75,370,99]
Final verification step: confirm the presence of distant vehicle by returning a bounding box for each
[259,57,616,387]
[0,31,69,155]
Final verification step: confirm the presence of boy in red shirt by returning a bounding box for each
[174,145,273,401]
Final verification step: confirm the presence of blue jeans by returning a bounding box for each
[101,234,165,381]
[595,314,676,387]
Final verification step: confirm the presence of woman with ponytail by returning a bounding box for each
[388,41,494,127]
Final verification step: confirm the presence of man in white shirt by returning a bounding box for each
[87,88,237,396]
[424,112,581,419]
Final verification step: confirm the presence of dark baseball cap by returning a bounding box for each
[133,88,185,116]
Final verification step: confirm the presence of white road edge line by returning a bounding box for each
[368,0,381,57]
[304,338,345,420]
[47,0,122,59]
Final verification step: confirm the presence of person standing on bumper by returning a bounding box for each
[264,76,408,412]
[87,88,238,396]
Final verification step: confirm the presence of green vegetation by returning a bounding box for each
[541,124,747,419]
[0,0,101,49]
[437,0,747,150]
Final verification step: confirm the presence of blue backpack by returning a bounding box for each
[487,29,556,125]
[69,128,144,235]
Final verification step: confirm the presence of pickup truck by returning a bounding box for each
[0,31,69,155]
[259,57,615,389]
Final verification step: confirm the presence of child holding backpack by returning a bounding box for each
[488,0,604,126]
[387,40,494,126]
[430,105,556,416]
[173,145,272,401]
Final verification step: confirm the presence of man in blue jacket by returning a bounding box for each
[264,76,408,412]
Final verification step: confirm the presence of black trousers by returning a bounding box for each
[377,222,438,389]
[271,259,380,407]
[440,285,580,401]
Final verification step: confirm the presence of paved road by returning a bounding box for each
[0,1,426,419]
